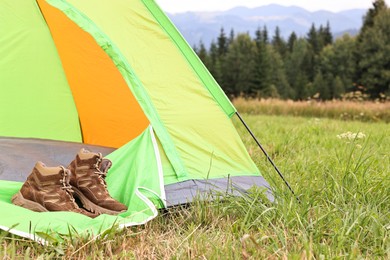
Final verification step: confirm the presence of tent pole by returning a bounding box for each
[235,112,298,199]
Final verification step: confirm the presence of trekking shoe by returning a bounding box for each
[12,162,98,218]
[67,149,127,215]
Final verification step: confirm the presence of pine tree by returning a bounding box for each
[196,41,209,66]
[305,24,320,82]
[322,21,333,46]
[272,26,287,58]
[287,32,297,53]
[285,39,311,100]
[307,23,319,54]
[216,28,230,93]
[253,28,272,97]
[217,27,228,57]
[268,47,293,99]
[209,41,218,67]
[228,28,235,45]
[209,41,223,86]
[262,26,269,44]
[224,33,257,96]
[356,8,390,97]
[360,0,388,35]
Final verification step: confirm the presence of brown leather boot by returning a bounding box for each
[67,149,127,215]
[12,162,98,218]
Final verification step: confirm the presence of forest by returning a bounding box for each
[193,0,390,101]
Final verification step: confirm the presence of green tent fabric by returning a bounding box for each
[0,0,82,141]
[0,0,271,243]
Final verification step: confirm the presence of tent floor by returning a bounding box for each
[0,137,273,205]
[165,176,273,206]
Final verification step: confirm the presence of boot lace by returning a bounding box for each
[93,153,108,190]
[59,166,79,208]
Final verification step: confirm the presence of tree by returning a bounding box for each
[307,23,320,54]
[317,35,356,96]
[287,32,297,53]
[360,0,388,35]
[228,28,235,45]
[216,28,230,92]
[356,8,390,96]
[262,25,269,44]
[253,28,272,97]
[217,27,229,57]
[272,26,287,58]
[322,21,333,46]
[332,76,345,99]
[330,35,356,88]
[285,39,311,99]
[313,71,330,100]
[208,41,223,86]
[305,24,321,82]
[223,33,257,96]
[268,47,293,99]
[196,41,210,67]
[209,41,218,67]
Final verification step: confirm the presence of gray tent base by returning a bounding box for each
[0,137,273,205]
[165,176,273,206]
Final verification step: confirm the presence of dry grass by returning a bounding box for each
[233,98,390,123]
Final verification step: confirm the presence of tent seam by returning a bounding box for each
[149,126,166,206]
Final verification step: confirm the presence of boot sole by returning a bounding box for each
[72,188,126,215]
[12,192,49,212]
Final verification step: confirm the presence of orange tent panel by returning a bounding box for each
[38,0,149,148]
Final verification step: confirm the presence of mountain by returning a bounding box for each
[166,4,366,47]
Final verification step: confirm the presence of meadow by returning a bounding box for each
[233,98,390,123]
[1,100,389,259]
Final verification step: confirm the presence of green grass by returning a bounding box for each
[1,115,389,259]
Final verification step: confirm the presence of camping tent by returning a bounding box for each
[0,0,272,242]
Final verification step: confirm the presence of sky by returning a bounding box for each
[156,0,389,13]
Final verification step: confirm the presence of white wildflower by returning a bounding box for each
[356,132,366,139]
[337,131,366,141]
